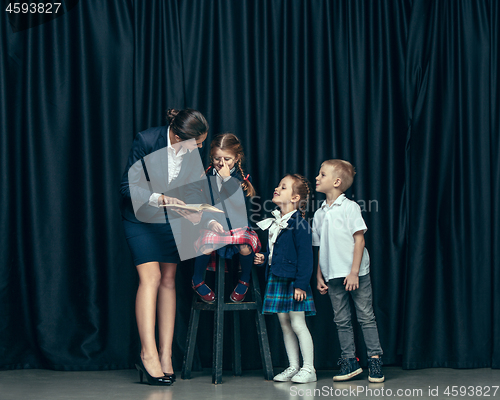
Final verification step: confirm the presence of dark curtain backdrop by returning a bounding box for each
[1,0,498,371]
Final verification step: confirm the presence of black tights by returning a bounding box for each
[192,249,254,286]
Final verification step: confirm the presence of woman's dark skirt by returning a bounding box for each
[122,218,181,266]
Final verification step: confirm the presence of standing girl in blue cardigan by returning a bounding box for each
[254,174,316,384]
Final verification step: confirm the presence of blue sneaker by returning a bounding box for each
[333,357,362,381]
[368,357,385,382]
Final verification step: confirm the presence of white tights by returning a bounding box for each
[277,311,314,370]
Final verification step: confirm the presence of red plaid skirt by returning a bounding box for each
[194,227,262,271]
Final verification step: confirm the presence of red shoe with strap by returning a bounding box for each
[191,280,215,304]
[230,280,249,303]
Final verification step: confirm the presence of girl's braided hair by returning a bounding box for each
[208,133,256,197]
[286,174,311,218]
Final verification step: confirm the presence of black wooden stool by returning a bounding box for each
[181,254,274,384]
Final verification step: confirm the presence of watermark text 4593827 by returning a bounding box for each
[5,2,62,14]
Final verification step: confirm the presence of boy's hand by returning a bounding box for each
[343,273,359,291]
[254,253,265,265]
[317,278,328,295]
[294,288,306,302]
[317,268,328,295]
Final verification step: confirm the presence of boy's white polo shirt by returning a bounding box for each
[312,194,370,281]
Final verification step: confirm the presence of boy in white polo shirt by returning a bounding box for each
[313,159,384,383]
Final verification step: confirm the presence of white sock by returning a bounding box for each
[278,313,300,369]
[289,311,314,370]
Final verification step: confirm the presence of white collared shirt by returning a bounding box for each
[312,194,370,280]
[166,126,189,184]
[149,127,191,207]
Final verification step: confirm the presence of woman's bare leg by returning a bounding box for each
[158,262,177,375]
[136,262,163,378]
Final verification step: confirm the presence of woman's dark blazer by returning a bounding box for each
[120,125,204,224]
[257,211,313,291]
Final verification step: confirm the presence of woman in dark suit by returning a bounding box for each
[120,109,208,385]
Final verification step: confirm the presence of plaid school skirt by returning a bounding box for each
[194,227,261,271]
[263,273,316,316]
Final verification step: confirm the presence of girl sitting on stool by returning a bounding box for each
[192,133,260,303]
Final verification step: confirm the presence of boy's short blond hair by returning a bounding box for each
[322,159,356,192]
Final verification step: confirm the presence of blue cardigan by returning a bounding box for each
[257,210,313,291]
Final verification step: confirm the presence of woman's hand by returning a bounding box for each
[173,209,203,224]
[159,195,185,206]
[160,196,203,223]
[208,220,224,233]
[294,288,306,302]
[254,253,265,265]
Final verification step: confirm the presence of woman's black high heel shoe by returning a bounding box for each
[135,359,173,386]
[164,372,176,382]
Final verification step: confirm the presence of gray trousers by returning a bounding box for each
[327,274,383,358]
